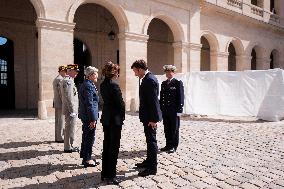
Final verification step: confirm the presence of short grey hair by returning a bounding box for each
[85,66,98,77]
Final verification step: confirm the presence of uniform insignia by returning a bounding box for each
[170,87,176,90]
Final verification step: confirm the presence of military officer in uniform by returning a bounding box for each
[160,65,184,153]
[53,65,66,143]
[61,64,80,153]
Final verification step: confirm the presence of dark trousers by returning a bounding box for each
[80,121,96,161]
[101,124,122,179]
[162,112,180,149]
[143,122,158,171]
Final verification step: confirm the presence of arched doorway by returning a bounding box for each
[270,49,279,69]
[73,38,91,87]
[228,43,236,71]
[0,37,14,109]
[0,0,38,112]
[147,18,174,75]
[74,3,119,84]
[200,36,210,71]
[251,49,257,70]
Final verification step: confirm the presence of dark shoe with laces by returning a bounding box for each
[160,146,171,152]
[138,168,157,177]
[167,148,176,154]
[104,177,120,185]
[64,147,80,153]
[135,161,148,168]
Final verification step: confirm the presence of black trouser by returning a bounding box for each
[162,112,180,149]
[143,122,158,171]
[101,124,122,179]
[80,120,96,162]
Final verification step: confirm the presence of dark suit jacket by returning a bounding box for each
[78,79,99,122]
[100,78,125,125]
[160,78,184,114]
[139,72,162,123]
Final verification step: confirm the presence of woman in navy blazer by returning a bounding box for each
[78,66,100,168]
[100,61,125,185]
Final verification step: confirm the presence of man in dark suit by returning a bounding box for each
[160,65,184,153]
[131,59,162,177]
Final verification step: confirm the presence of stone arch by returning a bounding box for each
[270,49,280,68]
[225,37,244,56]
[29,0,45,18]
[143,11,185,42]
[200,30,219,52]
[67,0,128,32]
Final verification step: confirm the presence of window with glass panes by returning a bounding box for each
[0,59,8,85]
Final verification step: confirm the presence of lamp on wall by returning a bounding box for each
[108,30,115,40]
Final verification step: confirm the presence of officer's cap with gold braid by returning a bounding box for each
[67,64,79,71]
[163,65,177,72]
[58,65,67,72]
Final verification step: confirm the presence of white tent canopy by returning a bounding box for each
[156,69,284,121]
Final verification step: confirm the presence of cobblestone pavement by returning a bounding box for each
[0,113,284,189]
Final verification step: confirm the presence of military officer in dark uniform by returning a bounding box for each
[131,59,162,177]
[160,65,184,153]
[78,66,100,167]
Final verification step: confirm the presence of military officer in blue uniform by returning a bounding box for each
[78,66,100,167]
[160,65,184,153]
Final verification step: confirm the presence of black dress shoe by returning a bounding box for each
[138,169,157,177]
[160,146,171,151]
[167,148,176,154]
[64,147,80,153]
[55,140,64,143]
[135,161,148,168]
[82,160,100,168]
[105,178,120,185]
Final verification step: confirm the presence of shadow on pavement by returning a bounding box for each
[0,110,37,118]
[182,116,265,123]
[0,150,64,161]
[0,141,54,149]
[9,169,140,189]
[119,150,147,159]
[0,164,81,179]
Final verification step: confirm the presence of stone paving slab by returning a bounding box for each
[0,113,284,188]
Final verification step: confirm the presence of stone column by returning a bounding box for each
[36,18,75,119]
[118,32,149,112]
[236,55,252,70]
[172,42,189,73]
[257,57,271,70]
[215,52,229,71]
[189,5,202,71]
[263,0,271,21]
[188,43,202,71]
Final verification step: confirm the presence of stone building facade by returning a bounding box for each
[0,0,283,119]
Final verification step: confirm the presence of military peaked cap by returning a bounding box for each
[163,65,177,72]
[67,64,79,71]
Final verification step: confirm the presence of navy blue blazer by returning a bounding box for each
[160,78,184,114]
[78,79,99,122]
[100,78,125,126]
[139,72,162,123]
